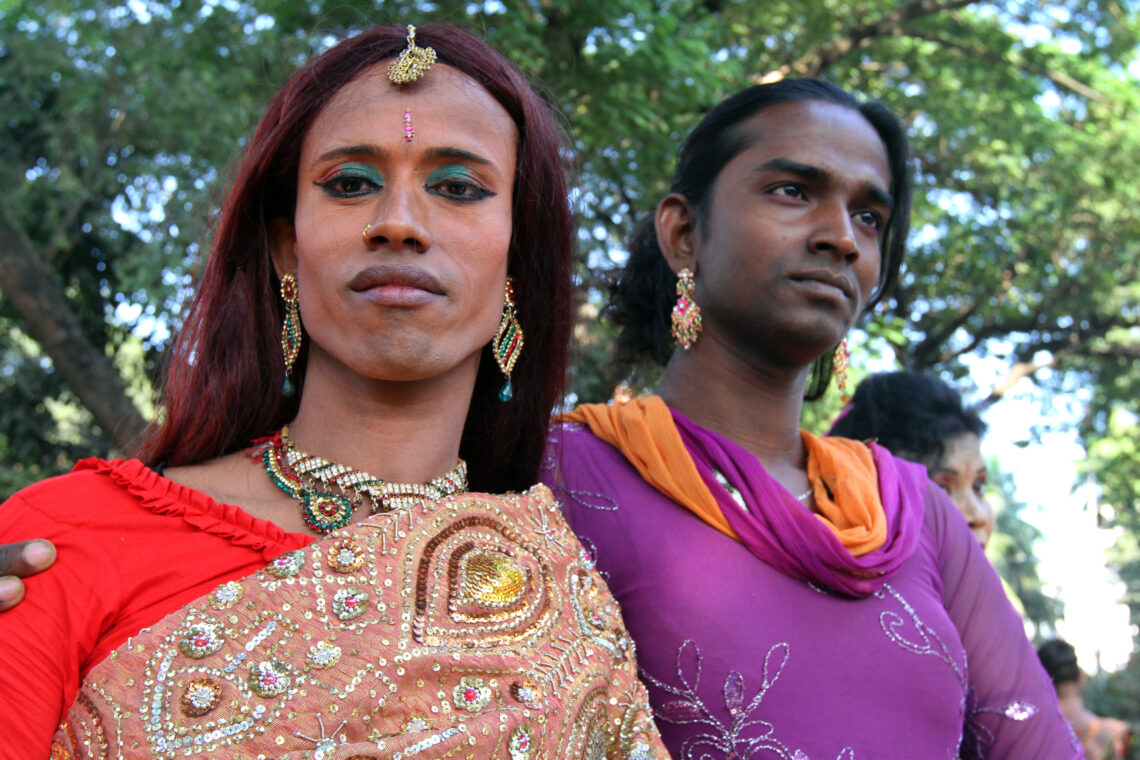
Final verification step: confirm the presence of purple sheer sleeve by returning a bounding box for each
[926,481,1084,758]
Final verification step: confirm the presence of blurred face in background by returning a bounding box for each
[929,432,995,548]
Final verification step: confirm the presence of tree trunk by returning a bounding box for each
[0,214,146,451]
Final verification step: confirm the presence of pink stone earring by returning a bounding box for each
[833,338,850,402]
[670,268,701,350]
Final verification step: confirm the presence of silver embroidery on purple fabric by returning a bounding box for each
[874,584,966,686]
[574,536,606,582]
[999,701,1038,721]
[543,427,622,512]
[639,639,853,760]
[875,583,1043,760]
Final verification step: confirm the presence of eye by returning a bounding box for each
[934,481,951,495]
[426,177,495,202]
[855,210,883,230]
[972,479,986,495]
[315,164,383,199]
[770,183,806,199]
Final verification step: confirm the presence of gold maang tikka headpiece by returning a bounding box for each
[388,25,437,85]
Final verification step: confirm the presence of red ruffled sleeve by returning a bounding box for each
[0,458,315,759]
[77,458,312,558]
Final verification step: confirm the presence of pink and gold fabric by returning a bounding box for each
[50,486,667,759]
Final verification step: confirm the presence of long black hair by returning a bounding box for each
[609,79,913,399]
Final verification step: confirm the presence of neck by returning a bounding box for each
[656,332,810,473]
[286,351,476,485]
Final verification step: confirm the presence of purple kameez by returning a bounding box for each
[542,415,1081,760]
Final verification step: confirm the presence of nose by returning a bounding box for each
[362,183,431,253]
[960,493,995,547]
[808,204,858,261]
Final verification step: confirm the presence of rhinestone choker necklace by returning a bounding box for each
[262,428,468,534]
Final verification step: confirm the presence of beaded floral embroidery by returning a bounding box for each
[50,487,668,759]
[874,582,1052,760]
[639,638,855,760]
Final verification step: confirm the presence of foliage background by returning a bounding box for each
[2,0,1139,711]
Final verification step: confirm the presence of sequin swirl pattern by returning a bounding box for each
[50,486,669,759]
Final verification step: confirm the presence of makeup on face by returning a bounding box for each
[930,432,995,547]
[316,162,385,199]
[276,63,518,387]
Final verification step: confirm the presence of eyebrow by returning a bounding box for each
[423,147,494,166]
[314,144,386,164]
[755,157,894,212]
[933,465,987,477]
[313,144,494,167]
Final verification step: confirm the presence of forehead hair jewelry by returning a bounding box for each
[388,25,437,85]
[279,274,301,397]
[403,109,414,142]
[492,277,524,402]
[670,267,701,350]
[262,427,468,534]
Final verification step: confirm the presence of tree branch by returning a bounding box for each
[0,211,146,450]
[905,31,1105,102]
[757,0,979,80]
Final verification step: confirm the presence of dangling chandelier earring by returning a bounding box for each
[280,274,301,397]
[492,277,524,402]
[670,267,701,349]
[833,338,851,403]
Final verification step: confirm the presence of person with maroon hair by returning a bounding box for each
[0,24,666,759]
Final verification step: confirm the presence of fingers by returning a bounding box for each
[0,576,25,612]
[0,540,56,613]
[0,539,57,577]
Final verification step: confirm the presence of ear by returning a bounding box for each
[654,193,698,276]
[268,217,297,280]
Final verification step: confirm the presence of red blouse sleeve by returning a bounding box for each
[0,491,125,759]
[0,460,315,759]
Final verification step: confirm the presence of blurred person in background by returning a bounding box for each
[830,370,996,547]
[1038,638,1133,760]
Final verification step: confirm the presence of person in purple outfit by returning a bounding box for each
[546,79,1080,759]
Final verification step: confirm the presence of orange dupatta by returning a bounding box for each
[560,395,887,557]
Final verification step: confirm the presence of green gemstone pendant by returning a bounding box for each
[498,379,514,402]
[281,375,296,397]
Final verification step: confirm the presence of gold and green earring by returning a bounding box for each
[492,277,524,402]
[280,274,301,397]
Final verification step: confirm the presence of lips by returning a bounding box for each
[348,265,446,296]
[788,269,855,299]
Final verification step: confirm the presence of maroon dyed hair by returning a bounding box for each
[138,24,574,493]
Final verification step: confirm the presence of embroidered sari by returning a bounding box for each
[49,486,668,759]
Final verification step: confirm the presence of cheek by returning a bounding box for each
[854,246,883,305]
[943,484,969,511]
[457,222,512,330]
